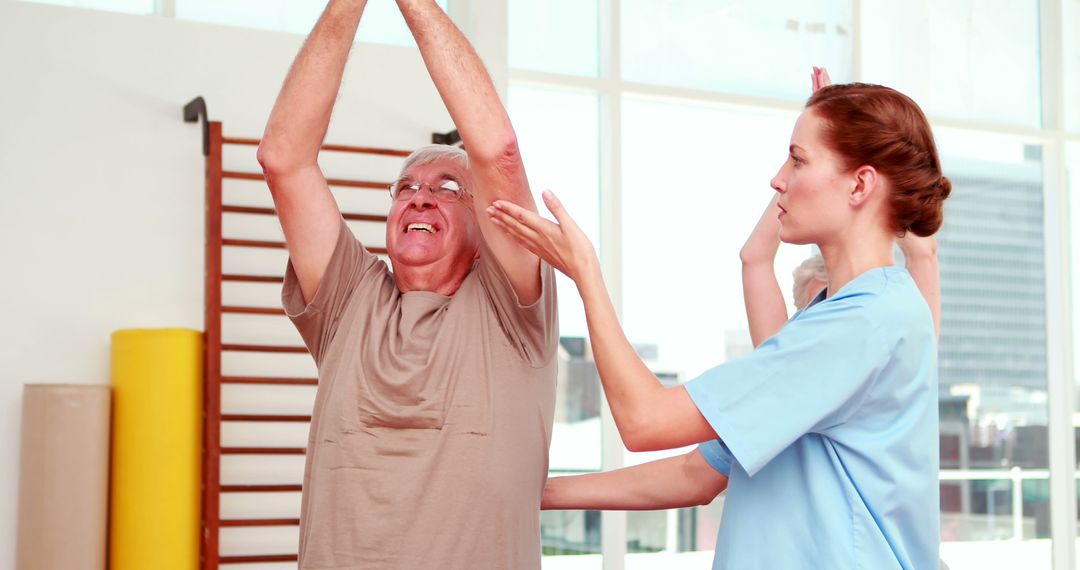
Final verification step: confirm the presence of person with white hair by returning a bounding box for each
[791,251,828,310]
[258,1,557,567]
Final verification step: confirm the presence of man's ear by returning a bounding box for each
[850,165,880,207]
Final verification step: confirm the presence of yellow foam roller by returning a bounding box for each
[110,328,202,570]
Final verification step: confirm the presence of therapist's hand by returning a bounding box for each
[739,195,782,266]
[486,190,600,284]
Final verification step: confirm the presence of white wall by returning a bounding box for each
[0,0,461,565]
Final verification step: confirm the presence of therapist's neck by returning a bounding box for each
[817,222,895,298]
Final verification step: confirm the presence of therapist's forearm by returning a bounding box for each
[576,268,716,452]
[542,450,728,511]
[742,262,788,347]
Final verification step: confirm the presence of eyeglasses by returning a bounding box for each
[388,178,469,202]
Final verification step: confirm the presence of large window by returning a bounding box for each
[934,130,1052,567]
[1068,143,1080,567]
[509,0,598,77]
[509,0,1077,568]
[1066,2,1080,133]
[621,96,808,379]
[622,0,853,100]
[860,0,1042,127]
[509,84,604,560]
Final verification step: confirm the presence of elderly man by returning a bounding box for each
[257,1,558,567]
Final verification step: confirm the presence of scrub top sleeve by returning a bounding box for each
[685,297,891,477]
[698,439,736,477]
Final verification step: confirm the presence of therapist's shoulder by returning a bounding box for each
[853,267,933,338]
[815,268,917,327]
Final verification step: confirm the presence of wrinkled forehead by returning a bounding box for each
[399,158,471,184]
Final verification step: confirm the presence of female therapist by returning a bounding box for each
[487,76,950,569]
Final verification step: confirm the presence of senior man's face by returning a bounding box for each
[385,159,480,289]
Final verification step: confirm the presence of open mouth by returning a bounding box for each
[405,223,437,234]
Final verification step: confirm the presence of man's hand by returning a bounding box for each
[811,66,832,92]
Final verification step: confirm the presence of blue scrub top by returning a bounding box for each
[686,266,939,569]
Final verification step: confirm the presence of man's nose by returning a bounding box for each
[408,185,437,208]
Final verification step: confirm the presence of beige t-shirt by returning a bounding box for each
[283,220,558,569]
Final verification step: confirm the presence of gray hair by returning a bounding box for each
[397,144,469,181]
[792,252,828,309]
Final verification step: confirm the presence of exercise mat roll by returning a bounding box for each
[110,328,202,570]
[16,384,111,570]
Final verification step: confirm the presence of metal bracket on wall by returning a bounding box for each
[431,129,462,147]
[183,97,210,156]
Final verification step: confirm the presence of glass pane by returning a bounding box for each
[177,0,447,46]
[621,0,853,101]
[509,85,601,341]
[509,0,599,77]
[1069,143,1080,568]
[860,0,1041,128]
[356,0,449,47]
[625,446,726,566]
[510,85,602,566]
[542,510,601,563]
[20,0,153,14]
[935,130,1050,568]
[621,95,811,563]
[622,95,807,380]
[626,502,722,567]
[1067,0,1080,132]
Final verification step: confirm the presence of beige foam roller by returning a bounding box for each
[16,384,111,570]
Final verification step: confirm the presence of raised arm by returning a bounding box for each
[740,196,788,346]
[741,67,833,345]
[257,0,369,303]
[542,449,727,511]
[899,234,941,337]
[397,0,542,303]
[488,192,718,452]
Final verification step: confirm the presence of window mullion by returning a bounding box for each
[598,0,627,568]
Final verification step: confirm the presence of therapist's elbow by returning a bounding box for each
[620,415,665,453]
[618,390,684,452]
[697,475,729,505]
[623,434,649,453]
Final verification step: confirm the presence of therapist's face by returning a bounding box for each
[769,110,853,246]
